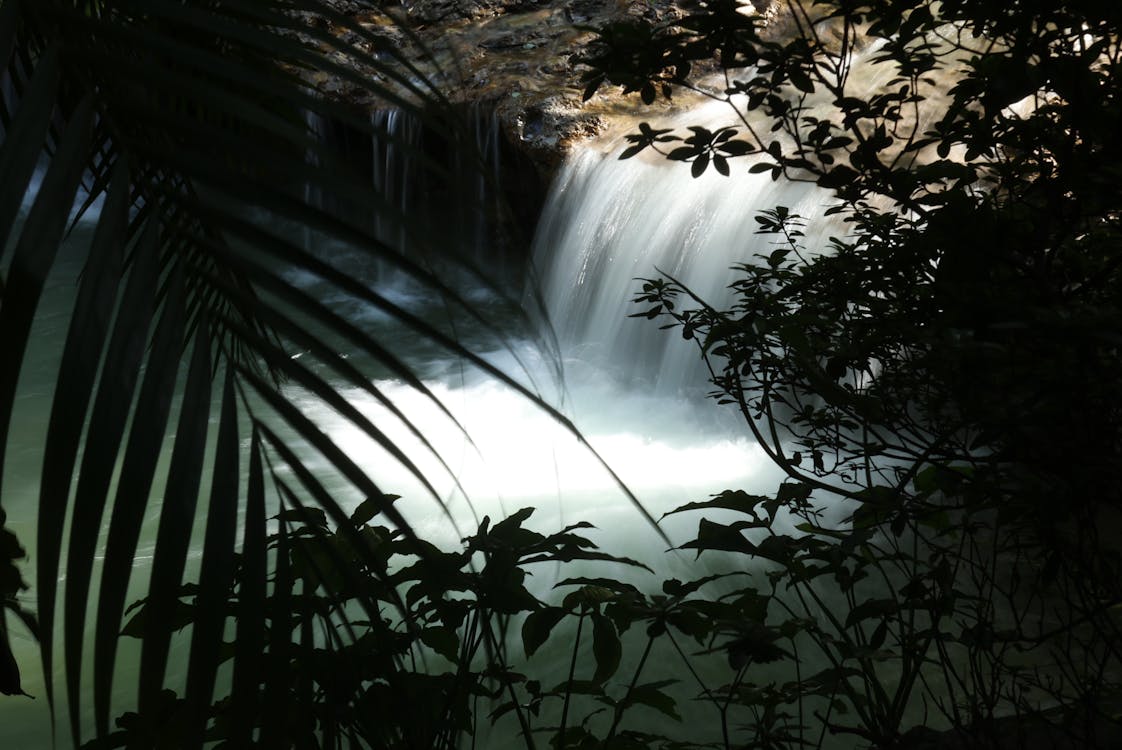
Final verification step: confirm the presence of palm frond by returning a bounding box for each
[0,0,656,745]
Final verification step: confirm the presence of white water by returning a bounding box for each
[533,136,839,393]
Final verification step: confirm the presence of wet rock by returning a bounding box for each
[401,0,466,24]
[499,94,606,176]
[304,0,785,177]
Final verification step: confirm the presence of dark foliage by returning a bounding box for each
[0,0,642,746]
[584,0,1122,746]
[78,502,651,750]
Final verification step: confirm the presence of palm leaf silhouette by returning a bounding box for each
[0,1,655,746]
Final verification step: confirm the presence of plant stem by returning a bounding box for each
[558,611,586,749]
[482,613,536,750]
[605,634,655,743]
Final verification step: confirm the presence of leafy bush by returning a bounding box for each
[588,0,1122,745]
[84,497,659,750]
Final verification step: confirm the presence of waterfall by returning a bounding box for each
[299,106,515,289]
[531,40,910,393]
[533,132,837,393]
[280,102,789,536]
[369,106,513,273]
[302,108,332,253]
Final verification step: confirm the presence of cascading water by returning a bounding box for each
[532,38,909,395]
[272,103,790,554]
[532,135,837,394]
[303,106,522,294]
[285,102,782,528]
[369,106,506,260]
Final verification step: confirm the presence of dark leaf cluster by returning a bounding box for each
[618,0,1122,746]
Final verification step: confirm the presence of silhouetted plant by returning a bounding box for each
[582,0,1122,746]
[632,208,1122,746]
[82,494,654,750]
[0,0,645,746]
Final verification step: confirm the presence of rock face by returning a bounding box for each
[308,0,700,181]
